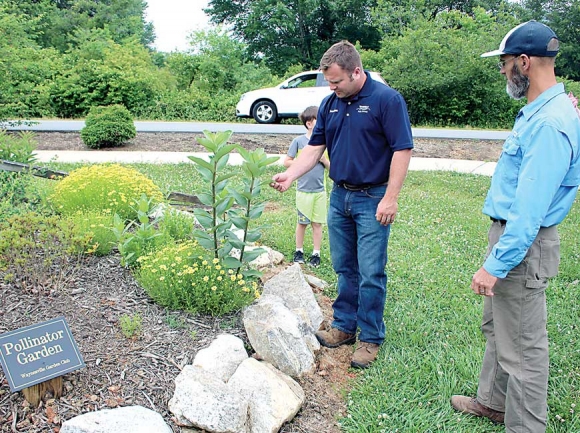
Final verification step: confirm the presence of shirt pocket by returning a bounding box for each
[499,135,522,186]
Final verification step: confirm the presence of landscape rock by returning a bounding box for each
[262,263,323,330]
[230,245,285,269]
[304,273,329,290]
[60,405,172,433]
[228,358,305,433]
[243,294,318,377]
[193,333,248,382]
[168,365,249,433]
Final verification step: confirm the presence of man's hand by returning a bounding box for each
[270,172,293,192]
[471,267,498,297]
[376,197,397,225]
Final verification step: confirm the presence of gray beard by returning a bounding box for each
[506,64,529,100]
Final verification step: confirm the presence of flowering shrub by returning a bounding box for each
[50,164,164,220]
[68,211,117,256]
[135,241,260,316]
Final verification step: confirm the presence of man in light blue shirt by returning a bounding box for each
[451,21,580,432]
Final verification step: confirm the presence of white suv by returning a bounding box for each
[236,70,386,124]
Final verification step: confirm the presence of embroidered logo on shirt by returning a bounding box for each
[357,105,370,114]
[329,109,339,113]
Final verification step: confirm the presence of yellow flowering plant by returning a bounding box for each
[135,241,260,316]
[68,210,117,256]
[50,164,164,220]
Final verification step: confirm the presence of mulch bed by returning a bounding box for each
[0,254,347,433]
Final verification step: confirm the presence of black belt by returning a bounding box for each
[339,181,388,192]
[491,217,507,225]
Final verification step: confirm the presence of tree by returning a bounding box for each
[49,34,169,117]
[0,5,61,119]
[1,0,154,52]
[205,0,381,73]
[372,0,510,36]
[377,9,522,128]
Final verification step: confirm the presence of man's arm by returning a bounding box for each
[319,154,330,170]
[272,145,326,192]
[375,148,412,225]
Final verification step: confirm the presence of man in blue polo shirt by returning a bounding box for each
[271,41,414,368]
[451,21,580,432]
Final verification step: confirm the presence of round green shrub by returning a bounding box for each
[80,104,136,149]
[50,164,164,220]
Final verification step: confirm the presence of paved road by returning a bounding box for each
[7,120,510,140]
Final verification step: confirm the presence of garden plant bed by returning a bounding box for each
[32,131,504,162]
[1,131,505,432]
[0,254,350,433]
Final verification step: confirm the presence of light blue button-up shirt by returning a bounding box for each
[483,83,580,278]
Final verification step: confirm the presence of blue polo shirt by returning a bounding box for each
[309,71,414,185]
[483,83,580,278]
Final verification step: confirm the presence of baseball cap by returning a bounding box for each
[481,20,559,58]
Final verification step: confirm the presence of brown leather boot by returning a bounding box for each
[450,395,505,424]
[315,328,356,348]
[350,342,380,369]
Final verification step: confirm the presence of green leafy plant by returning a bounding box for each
[158,207,196,241]
[0,171,47,222]
[50,164,164,220]
[224,146,279,278]
[119,313,142,339]
[0,212,85,291]
[188,131,238,260]
[80,104,137,149]
[111,194,168,267]
[0,130,37,164]
[135,240,259,316]
[68,211,117,256]
[189,130,278,277]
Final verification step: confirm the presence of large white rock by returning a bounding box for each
[193,334,248,382]
[230,245,284,269]
[262,263,323,330]
[243,294,318,377]
[60,406,171,433]
[228,358,305,433]
[168,365,249,433]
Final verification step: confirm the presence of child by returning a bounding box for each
[284,106,329,267]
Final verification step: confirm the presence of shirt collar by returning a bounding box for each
[520,82,565,120]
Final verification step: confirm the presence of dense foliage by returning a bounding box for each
[81,104,137,148]
[1,0,579,128]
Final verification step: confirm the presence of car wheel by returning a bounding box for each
[252,101,278,124]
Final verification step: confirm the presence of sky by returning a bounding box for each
[145,0,211,52]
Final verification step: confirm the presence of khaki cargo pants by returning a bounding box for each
[477,221,560,433]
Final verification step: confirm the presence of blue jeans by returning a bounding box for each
[328,184,390,345]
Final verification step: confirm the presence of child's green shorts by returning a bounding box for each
[296,191,327,225]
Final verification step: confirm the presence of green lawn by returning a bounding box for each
[45,163,579,432]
